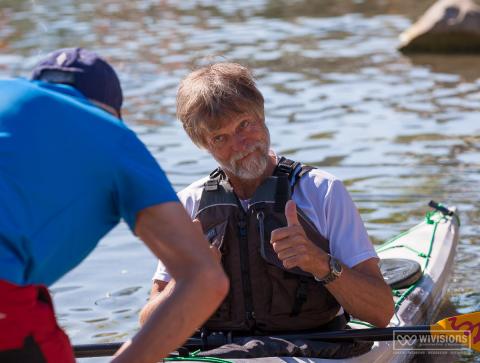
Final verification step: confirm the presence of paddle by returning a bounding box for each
[73,311,480,358]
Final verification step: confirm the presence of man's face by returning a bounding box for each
[204,113,271,181]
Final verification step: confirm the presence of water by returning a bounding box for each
[0,1,478,361]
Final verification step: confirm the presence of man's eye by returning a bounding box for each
[240,120,251,128]
[213,135,226,144]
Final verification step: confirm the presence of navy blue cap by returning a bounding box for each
[31,48,123,115]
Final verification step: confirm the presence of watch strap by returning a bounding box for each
[314,254,342,285]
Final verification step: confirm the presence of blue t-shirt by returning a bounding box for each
[0,78,178,286]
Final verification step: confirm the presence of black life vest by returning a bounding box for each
[196,157,341,332]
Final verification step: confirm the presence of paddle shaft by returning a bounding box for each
[74,340,202,358]
[280,325,433,342]
[74,343,122,358]
[73,326,434,358]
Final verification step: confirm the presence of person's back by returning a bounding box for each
[0,49,228,363]
[0,78,141,285]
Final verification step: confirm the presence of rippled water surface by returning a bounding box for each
[1,1,479,362]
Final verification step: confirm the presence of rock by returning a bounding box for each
[399,0,480,53]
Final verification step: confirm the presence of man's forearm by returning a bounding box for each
[326,264,394,327]
[139,280,172,326]
[115,269,226,363]
[119,202,228,363]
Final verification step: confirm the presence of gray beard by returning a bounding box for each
[218,145,270,181]
[230,153,269,180]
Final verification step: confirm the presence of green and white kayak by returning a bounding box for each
[198,203,460,363]
[343,203,459,362]
[74,203,461,362]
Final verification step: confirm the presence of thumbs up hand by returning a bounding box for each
[270,200,329,276]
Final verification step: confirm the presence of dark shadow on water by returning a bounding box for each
[406,54,480,83]
[260,0,433,19]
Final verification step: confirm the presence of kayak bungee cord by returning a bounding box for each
[378,207,456,311]
[166,357,232,363]
[350,208,445,329]
[392,210,442,310]
[166,349,233,363]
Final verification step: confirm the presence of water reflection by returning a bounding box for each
[408,54,480,83]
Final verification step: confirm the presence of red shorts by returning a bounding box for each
[0,280,75,363]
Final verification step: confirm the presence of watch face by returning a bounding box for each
[331,258,342,276]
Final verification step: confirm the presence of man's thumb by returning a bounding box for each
[285,200,300,227]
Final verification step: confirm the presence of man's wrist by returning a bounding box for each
[313,254,343,285]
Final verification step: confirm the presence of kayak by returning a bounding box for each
[343,203,459,362]
[74,202,461,362]
[194,202,460,362]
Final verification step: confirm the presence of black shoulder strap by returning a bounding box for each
[274,157,300,177]
[197,168,238,215]
[273,157,314,213]
[209,167,225,180]
[274,156,315,190]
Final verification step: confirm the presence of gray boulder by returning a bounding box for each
[399,0,480,53]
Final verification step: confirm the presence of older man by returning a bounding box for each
[0,49,228,363]
[140,63,393,335]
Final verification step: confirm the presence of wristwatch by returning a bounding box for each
[314,254,343,285]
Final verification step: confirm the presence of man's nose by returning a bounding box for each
[231,133,250,152]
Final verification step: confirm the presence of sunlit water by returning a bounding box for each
[0,1,478,362]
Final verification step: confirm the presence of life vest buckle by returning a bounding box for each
[205,180,219,191]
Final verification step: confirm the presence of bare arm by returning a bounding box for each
[139,218,223,327]
[324,258,394,327]
[139,279,171,326]
[112,202,229,363]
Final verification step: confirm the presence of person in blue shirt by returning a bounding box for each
[0,48,228,363]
